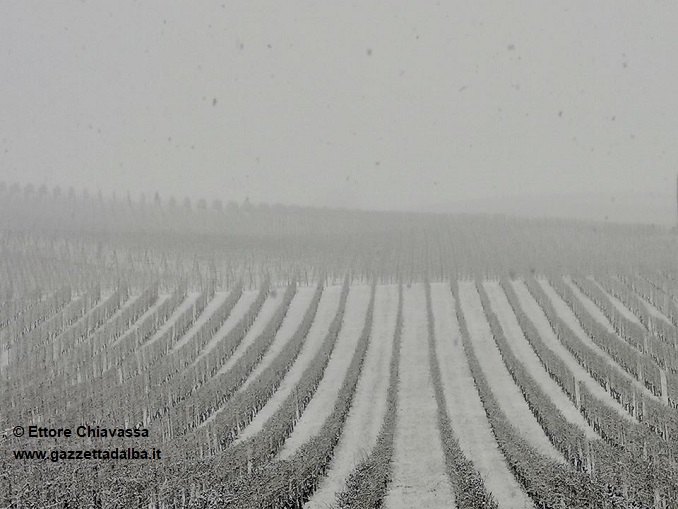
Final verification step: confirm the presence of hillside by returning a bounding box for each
[2,185,678,507]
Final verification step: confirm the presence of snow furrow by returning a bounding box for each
[564,277,615,333]
[277,285,372,460]
[512,280,634,421]
[213,290,285,377]
[543,278,660,404]
[234,285,343,441]
[170,291,231,353]
[191,290,259,364]
[143,292,200,348]
[111,294,169,347]
[484,281,597,439]
[588,277,641,325]
[304,285,398,509]
[621,276,674,324]
[384,284,455,509]
[458,281,564,463]
[431,282,532,508]
[239,285,318,392]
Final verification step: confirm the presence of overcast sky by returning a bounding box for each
[1,1,677,220]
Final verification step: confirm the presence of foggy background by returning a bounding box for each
[1,1,677,224]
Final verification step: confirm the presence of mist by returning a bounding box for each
[1,1,677,223]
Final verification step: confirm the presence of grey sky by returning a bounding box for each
[1,1,677,220]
